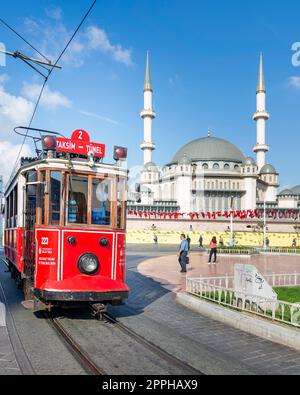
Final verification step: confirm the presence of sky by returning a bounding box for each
[0,0,299,188]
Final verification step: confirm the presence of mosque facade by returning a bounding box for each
[127,53,300,217]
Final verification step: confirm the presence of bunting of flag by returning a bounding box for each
[127,209,300,222]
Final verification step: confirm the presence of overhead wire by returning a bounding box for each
[6,0,97,182]
[0,17,50,63]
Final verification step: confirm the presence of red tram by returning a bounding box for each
[4,128,129,311]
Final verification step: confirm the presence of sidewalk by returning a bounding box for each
[138,250,300,293]
[0,302,21,375]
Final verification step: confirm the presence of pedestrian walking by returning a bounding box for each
[208,236,218,265]
[178,234,189,273]
[154,235,158,245]
[187,235,191,251]
[199,235,203,248]
[219,236,224,248]
[292,238,297,248]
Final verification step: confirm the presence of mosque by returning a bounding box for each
[127,52,300,217]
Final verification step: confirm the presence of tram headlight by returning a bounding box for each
[77,253,100,276]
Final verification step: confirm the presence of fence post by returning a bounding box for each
[272,303,276,321]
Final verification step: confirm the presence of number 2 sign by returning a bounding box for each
[71,130,90,142]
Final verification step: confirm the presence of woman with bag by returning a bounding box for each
[208,236,218,265]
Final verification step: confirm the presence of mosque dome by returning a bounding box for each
[243,157,256,166]
[260,164,277,174]
[169,136,245,165]
[143,162,159,172]
[279,189,293,196]
[291,185,300,195]
[178,154,191,165]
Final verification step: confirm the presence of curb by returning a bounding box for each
[0,302,6,327]
[176,292,300,351]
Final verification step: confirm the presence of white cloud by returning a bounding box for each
[22,83,72,110]
[168,74,180,88]
[0,79,33,183]
[0,74,9,85]
[85,26,133,66]
[23,15,133,67]
[0,141,32,184]
[288,76,300,89]
[46,6,63,21]
[0,85,34,125]
[79,110,119,125]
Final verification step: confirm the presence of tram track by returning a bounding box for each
[45,312,107,376]
[98,308,205,376]
[46,307,205,376]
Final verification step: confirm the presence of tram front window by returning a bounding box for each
[91,178,112,226]
[68,175,88,224]
[50,171,61,225]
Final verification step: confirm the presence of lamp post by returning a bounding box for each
[263,199,267,250]
[230,195,234,246]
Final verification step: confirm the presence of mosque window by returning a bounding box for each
[233,182,235,190]
[247,167,250,173]
[234,165,239,170]
[237,183,240,190]
[202,163,208,170]
[269,176,272,182]
[212,182,215,189]
[224,182,227,190]
[207,182,210,189]
[224,164,230,170]
[220,182,223,189]
[213,163,220,169]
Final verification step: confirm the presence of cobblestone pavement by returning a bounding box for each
[110,245,300,375]
[0,258,89,376]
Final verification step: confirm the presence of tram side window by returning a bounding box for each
[50,172,61,225]
[117,177,126,229]
[9,193,13,228]
[91,178,112,226]
[5,197,9,228]
[68,176,88,224]
[13,186,18,228]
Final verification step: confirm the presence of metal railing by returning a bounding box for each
[208,248,257,255]
[186,274,300,328]
[256,248,300,255]
[195,273,300,289]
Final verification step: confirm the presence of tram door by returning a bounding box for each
[23,171,37,299]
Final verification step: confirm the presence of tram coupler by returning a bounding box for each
[90,303,107,320]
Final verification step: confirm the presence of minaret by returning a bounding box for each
[140,51,156,165]
[253,52,270,171]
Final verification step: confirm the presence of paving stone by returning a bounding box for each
[115,249,300,375]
